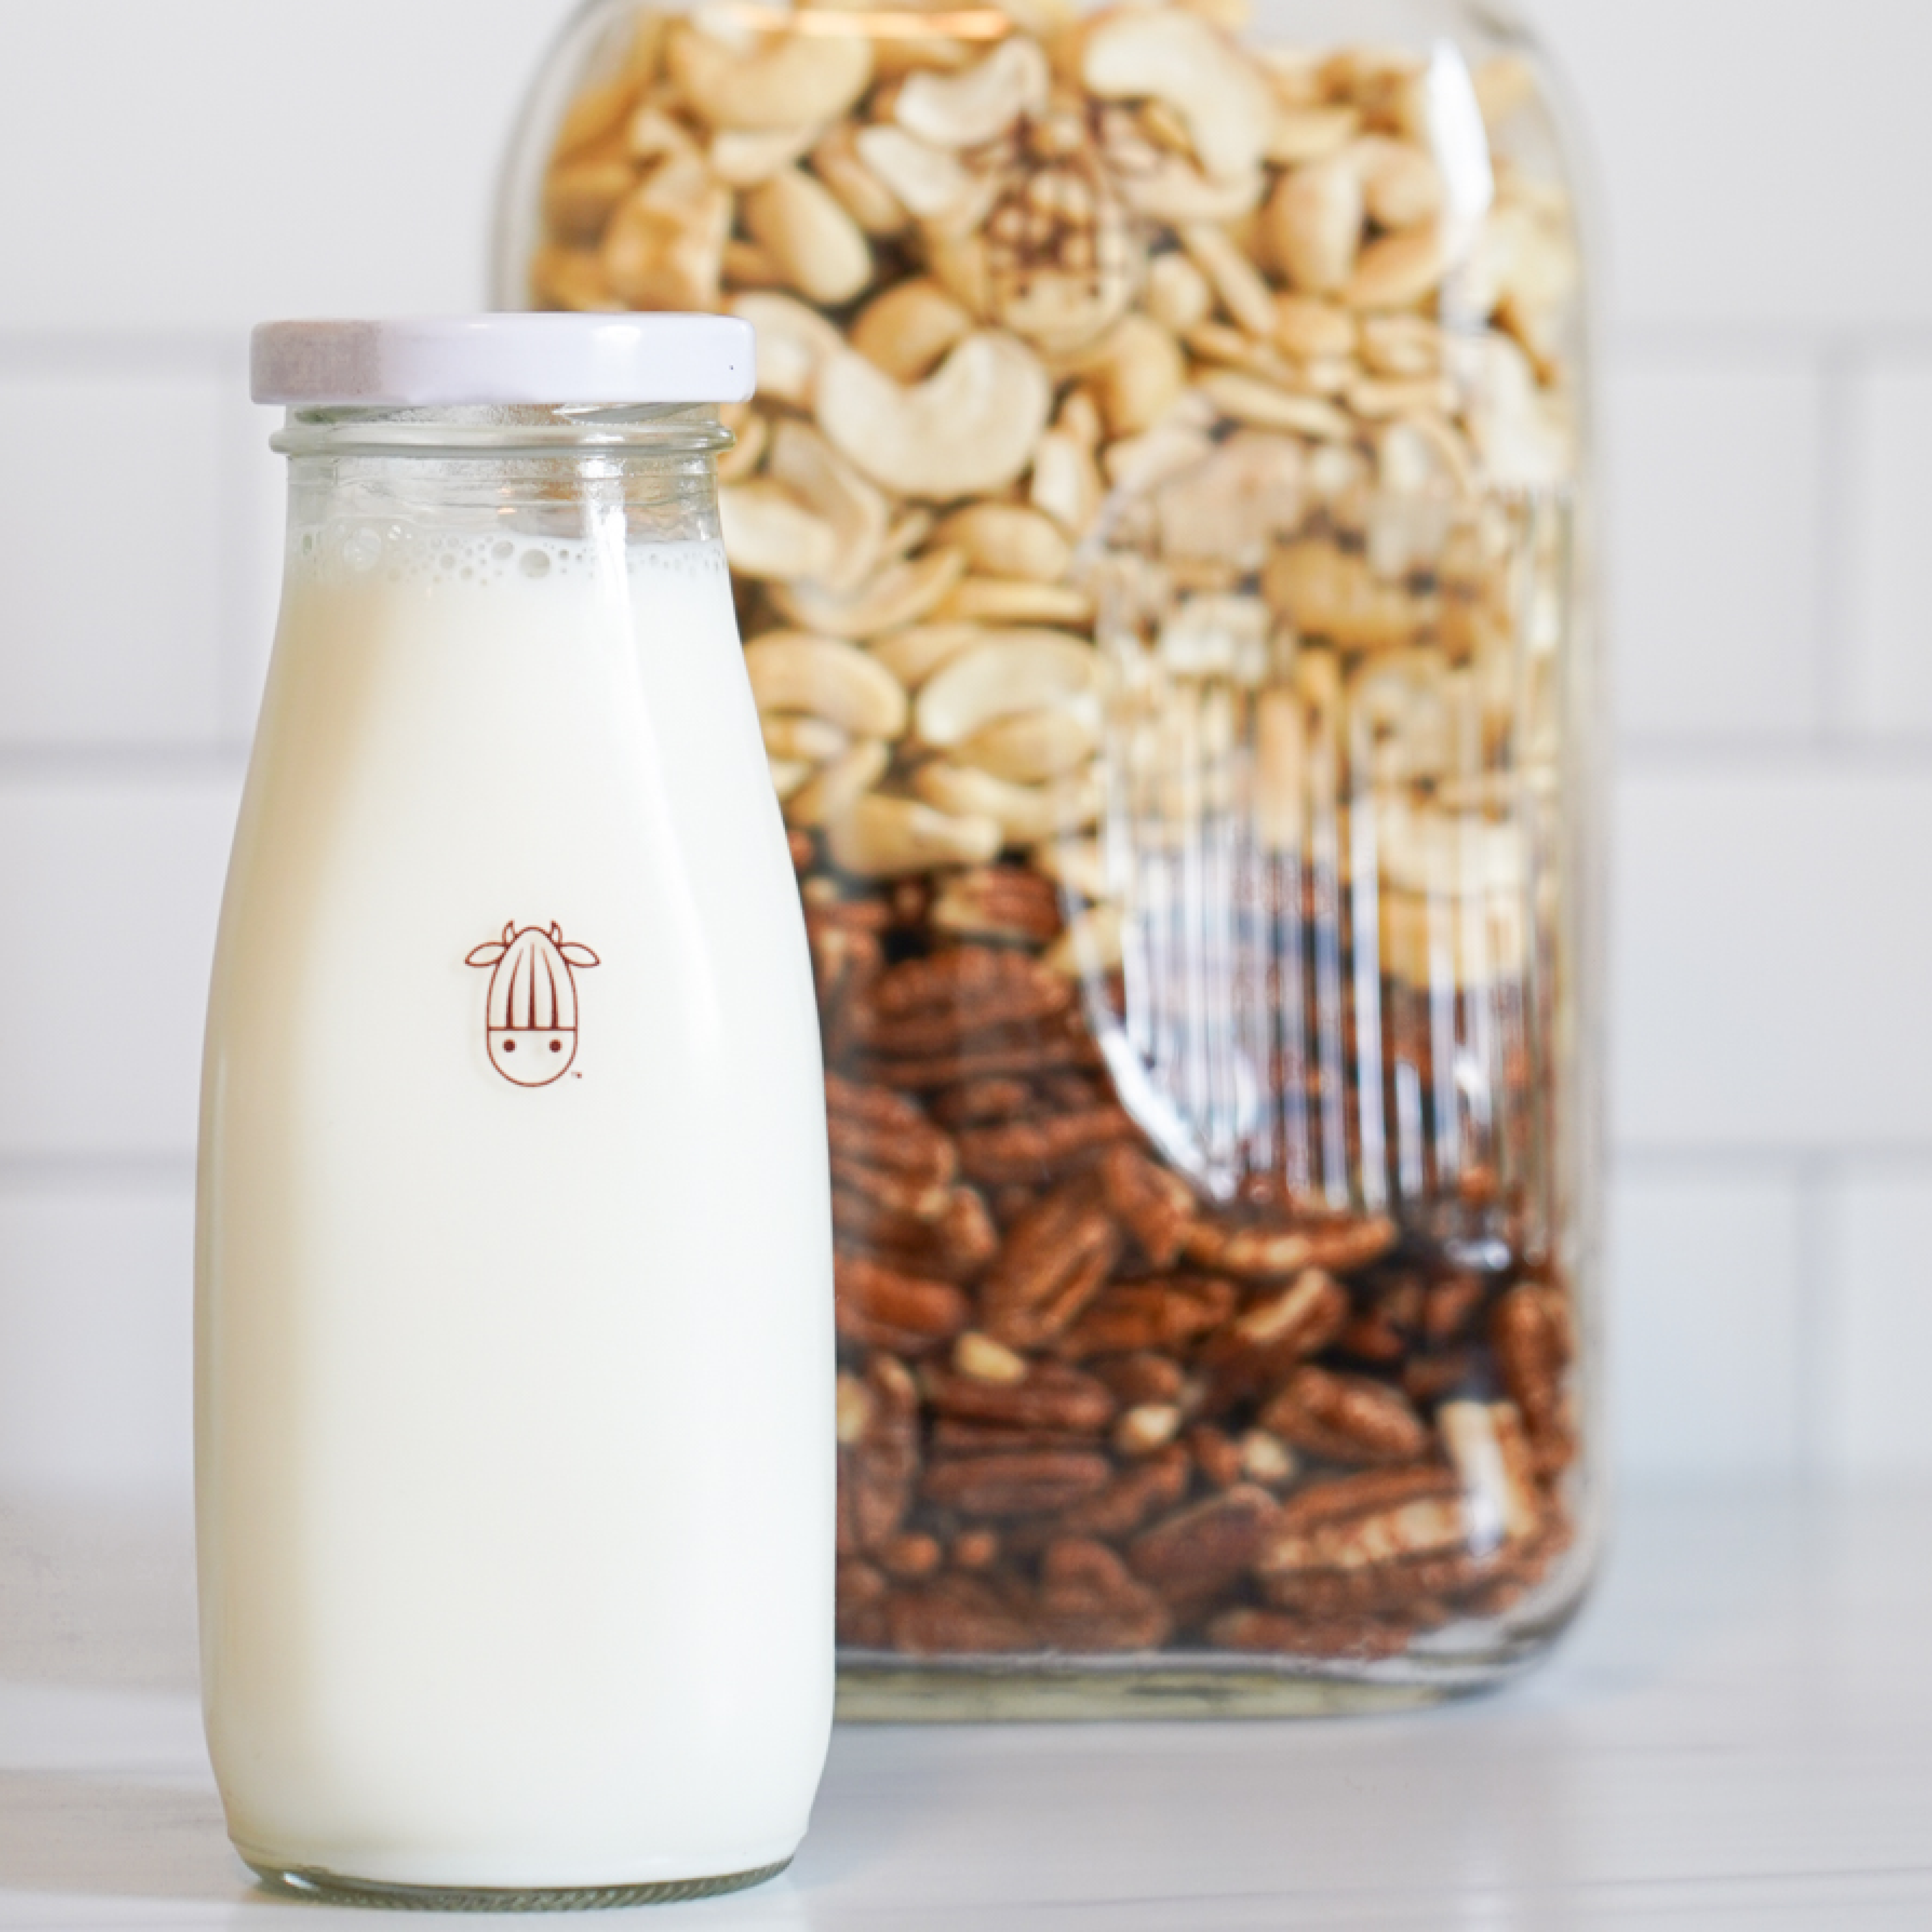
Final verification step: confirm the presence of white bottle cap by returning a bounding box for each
[251,314,756,407]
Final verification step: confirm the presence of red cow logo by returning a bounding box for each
[466,922,600,1088]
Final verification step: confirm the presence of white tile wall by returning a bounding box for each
[1606,354,1824,742]
[0,1183,195,1503]
[1821,1165,1932,1478]
[0,775,242,1162]
[0,369,227,748]
[1526,0,1932,331]
[1847,361,1932,738]
[2,0,1931,1497]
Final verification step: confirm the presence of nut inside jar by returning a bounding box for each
[518,0,1591,1685]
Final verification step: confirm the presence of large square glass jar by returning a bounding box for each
[497,0,1602,1717]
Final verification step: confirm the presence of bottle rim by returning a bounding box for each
[268,400,735,461]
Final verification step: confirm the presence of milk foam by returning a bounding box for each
[198,524,833,1890]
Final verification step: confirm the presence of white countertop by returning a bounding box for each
[2,1485,1928,1931]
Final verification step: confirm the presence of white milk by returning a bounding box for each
[197,516,834,1892]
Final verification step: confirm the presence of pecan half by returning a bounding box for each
[923,1358,1116,1435]
[1257,1467,1468,1578]
[1492,1283,1574,1470]
[1055,1275,1237,1358]
[835,1254,971,1354]
[831,1153,952,1222]
[1037,1538,1173,1651]
[827,1107,958,1190]
[825,1071,927,1134]
[1098,1144,1198,1268]
[837,1356,920,1556]
[836,1557,891,1646]
[1181,1212,1397,1280]
[1197,1268,1348,1403]
[849,945,1074,1056]
[1056,1442,1191,1539]
[956,1106,1139,1187]
[930,1077,1036,1126]
[887,1574,1037,1654]
[1258,1366,1432,1465]
[1128,1484,1280,1605]
[1089,1350,1187,1408]
[1206,1606,1412,1662]
[861,1010,1100,1088]
[980,1181,1123,1349]
[922,1449,1114,1517]
[931,865,1065,944]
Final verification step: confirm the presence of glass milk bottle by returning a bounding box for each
[196,316,834,1905]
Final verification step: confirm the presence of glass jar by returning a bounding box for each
[199,317,833,1899]
[497,0,1601,1717]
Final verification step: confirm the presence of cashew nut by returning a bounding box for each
[762,713,850,764]
[914,760,1102,845]
[767,420,890,596]
[771,546,967,639]
[809,123,909,237]
[529,243,618,313]
[1063,313,1187,440]
[1263,154,1364,296]
[719,479,839,583]
[867,622,987,690]
[767,755,813,802]
[667,16,873,131]
[955,705,1100,784]
[914,633,1100,748]
[745,633,909,739]
[827,795,1002,879]
[1347,224,1456,310]
[1031,835,1108,905]
[544,158,638,245]
[1265,104,1361,166]
[815,331,1052,501]
[1199,370,1354,441]
[1179,223,1280,341]
[1350,135,1443,230]
[932,578,1095,627]
[895,37,1050,149]
[600,158,730,310]
[850,278,974,384]
[708,123,823,188]
[1275,296,1357,360]
[730,291,843,410]
[1082,9,1277,181]
[1044,904,1124,980]
[1029,423,1105,537]
[930,504,1072,585]
[741,166,873,306]
[784,739,891,830]
[1144,252,1214,336]
[1119,154,1265,227]
[853,126,989,229]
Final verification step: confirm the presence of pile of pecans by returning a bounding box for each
[526,0,1588,1671]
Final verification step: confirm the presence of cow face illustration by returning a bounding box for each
[465,922,600,1087]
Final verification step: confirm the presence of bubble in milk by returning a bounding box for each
[342,528,382,572]
[520,549,552,579]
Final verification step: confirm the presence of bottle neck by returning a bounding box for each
[276,402,727,550]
